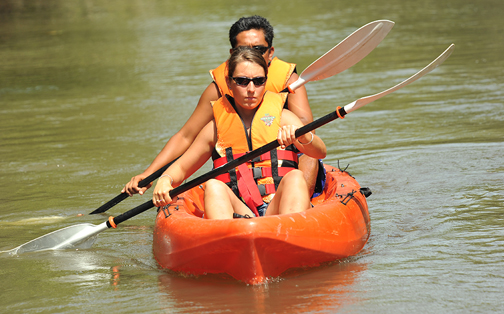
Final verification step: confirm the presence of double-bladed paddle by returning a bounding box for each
[89,19,394,215]
[2,44,454,255]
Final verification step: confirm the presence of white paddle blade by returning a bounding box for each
[344,44,455,114]
[289,20,395,90]
[2,222,108,255]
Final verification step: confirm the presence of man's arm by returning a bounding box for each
[285,72,319,197]
[122,82,220,196]
[285,72,313,125]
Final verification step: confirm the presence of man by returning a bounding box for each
[123,15,321,198]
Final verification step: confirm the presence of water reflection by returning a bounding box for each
[157,258,368,313]
[32,250,110,284]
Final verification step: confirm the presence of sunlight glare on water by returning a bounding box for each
[1,0,503,312]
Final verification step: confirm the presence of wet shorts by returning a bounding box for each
[255,202,269,217]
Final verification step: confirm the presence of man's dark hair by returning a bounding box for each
[229,15,274,48]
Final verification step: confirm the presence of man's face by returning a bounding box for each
[231,29,275,63]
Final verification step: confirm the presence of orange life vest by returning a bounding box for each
[211,92,298,215]
[209,57,296,97]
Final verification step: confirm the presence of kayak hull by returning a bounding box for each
[153,165,370,284]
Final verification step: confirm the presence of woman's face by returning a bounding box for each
[228,61,266,111]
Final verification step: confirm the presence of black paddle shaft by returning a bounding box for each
[90,158,179,214]
[108,106,347,227]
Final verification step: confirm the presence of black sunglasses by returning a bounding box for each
[252,45,270,54]
[233,45,270,55]
[232,76,268,87]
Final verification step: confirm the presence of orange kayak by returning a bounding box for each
[152,164,371,285]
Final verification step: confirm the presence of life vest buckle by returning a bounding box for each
[252,167,263,180]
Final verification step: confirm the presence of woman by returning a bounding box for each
[152,47,326,219]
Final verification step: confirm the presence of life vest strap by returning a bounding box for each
[215,166,295,183]
[212,149,298,216]
[258,184,277,197]
[226,147,239,199]
[213,150,298,168]
[236,163,262,216]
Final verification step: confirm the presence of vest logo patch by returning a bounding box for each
[260,113,275,126]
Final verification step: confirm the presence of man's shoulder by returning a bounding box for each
[271,57,295,67]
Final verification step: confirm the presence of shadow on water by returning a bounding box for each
[1,238,370,313]
[156,257,369,313]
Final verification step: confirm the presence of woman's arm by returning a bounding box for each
[122,82,220,196]
[153,120,217,207]
[279,109,326,160]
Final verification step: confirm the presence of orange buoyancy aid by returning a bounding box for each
[209,57,296,97]
[211,92,298,215]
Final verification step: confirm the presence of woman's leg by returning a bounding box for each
[266,169,310,216]
[204,179,254,219]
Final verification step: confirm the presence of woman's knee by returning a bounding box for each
[283,169,307,185]
[205,179,228,193]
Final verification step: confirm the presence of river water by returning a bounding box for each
[1,0,503,313]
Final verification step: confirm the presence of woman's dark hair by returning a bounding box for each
[229,15,274,48]
[228,47,269,79]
